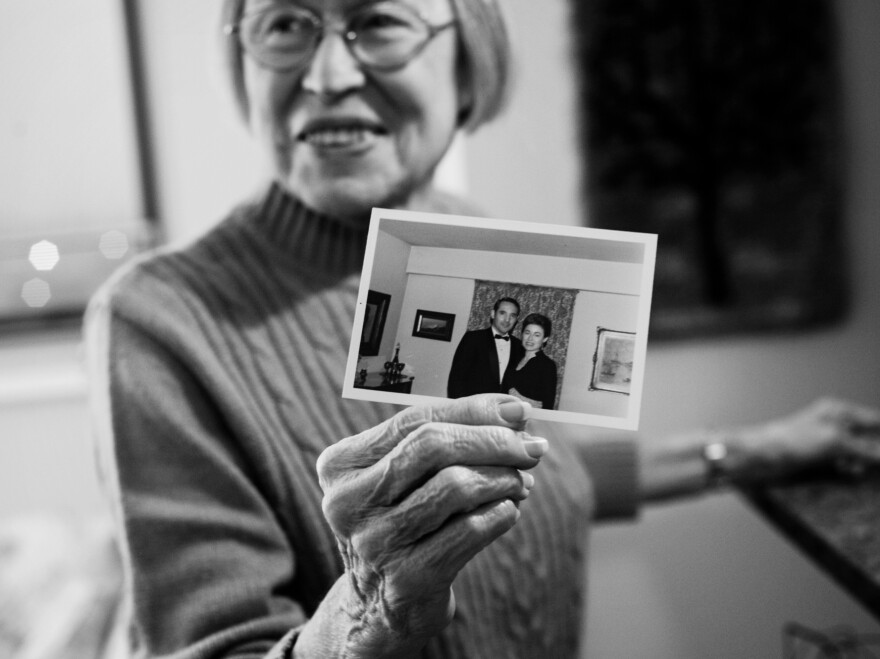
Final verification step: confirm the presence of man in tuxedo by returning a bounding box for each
[447,297,524,398]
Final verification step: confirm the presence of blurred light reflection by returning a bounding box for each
[21,278,51,308]
[28,240,60,271]
[98,230,129,260]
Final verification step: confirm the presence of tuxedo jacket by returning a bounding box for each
[447,327,524,398]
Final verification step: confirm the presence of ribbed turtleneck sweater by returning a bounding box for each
[86,183,638,659]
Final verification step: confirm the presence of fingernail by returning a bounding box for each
[499,400,531,424]
[521,471,535,489]
[523,437,548,458]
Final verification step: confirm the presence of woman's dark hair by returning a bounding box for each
[521,313,552,339]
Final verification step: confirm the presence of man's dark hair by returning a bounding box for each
[493,297,520,314]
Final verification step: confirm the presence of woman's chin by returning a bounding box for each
[306,194,373,221]
[277,171,409,220]
[275,182,373,220]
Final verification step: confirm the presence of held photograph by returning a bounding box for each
[343,208,657,430]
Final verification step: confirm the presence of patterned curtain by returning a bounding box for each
[468,280,578,409]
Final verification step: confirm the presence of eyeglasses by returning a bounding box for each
[225,1,457,73]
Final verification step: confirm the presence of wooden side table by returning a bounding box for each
[353,372,414,394]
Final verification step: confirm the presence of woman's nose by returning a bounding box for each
[301,33,366,99]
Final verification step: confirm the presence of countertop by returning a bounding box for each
[744,475,880,621]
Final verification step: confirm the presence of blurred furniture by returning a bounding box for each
[783,621,880,658]
[0,515,125,659]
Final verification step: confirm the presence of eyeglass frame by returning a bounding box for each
[224,1,458,73]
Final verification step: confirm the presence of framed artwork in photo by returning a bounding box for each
[412,309,455,341]
[590,328,636,394]
[360,290,390,356]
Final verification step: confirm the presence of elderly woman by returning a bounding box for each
[86,0,880,657]
[508,313,558,410]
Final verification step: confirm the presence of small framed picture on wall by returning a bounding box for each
[360,290,390,356]
[412,309,455,341]
[590,328,636,395]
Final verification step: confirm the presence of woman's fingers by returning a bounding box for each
[352,465,532,554]
[375,498,523,598]
[362,422,545,506]
[323,426,541,534]
[833,400,880,474]
[318,396,545,529]
[760,397,880,478]
[836,401,880,438]
[338,499,523,641]
[317,394,532,485]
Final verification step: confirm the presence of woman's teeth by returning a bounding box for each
[302,128,377,147]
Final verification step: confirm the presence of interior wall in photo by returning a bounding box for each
[368,244,644,418]
[360,229,411,368]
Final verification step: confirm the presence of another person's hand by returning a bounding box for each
[313,394,546,656]
[732,397,880,483]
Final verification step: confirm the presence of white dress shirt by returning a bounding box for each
[494,333,511,383]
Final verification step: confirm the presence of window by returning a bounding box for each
[0,0,155,329]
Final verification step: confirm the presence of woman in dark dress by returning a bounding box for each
[509,313,558,410]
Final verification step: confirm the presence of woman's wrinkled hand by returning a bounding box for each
[315,394,546,654]
[737,397,880,483]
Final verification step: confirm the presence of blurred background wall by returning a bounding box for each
[0,0,877,656]
[469,1,880,653]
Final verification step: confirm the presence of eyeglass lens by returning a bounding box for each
[240,2,438,71]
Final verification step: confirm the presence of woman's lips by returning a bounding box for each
[297,119,388,150]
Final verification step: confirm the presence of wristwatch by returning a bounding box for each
[702,441,730,489]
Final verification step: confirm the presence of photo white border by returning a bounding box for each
[343,207,656,431]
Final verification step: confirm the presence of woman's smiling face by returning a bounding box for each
[242,0,462,219]
[521,324,548,352]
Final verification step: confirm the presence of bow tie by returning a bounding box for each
[494,334,510,341]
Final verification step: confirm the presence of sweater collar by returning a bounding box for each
[242,181,480,278]
[248,182,370,277]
